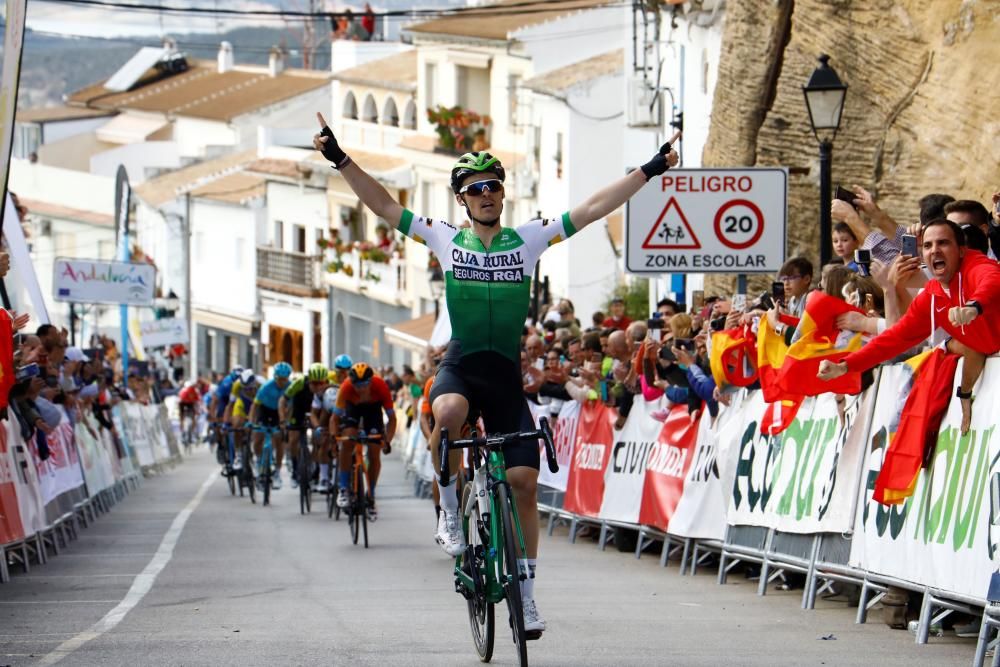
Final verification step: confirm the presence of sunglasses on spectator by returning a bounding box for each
[459,179,503,196]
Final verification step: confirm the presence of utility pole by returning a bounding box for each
[184,192,193,377]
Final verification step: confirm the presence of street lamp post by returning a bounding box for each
[802,54,848,266]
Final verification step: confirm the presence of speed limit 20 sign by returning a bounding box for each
[625,168,787,274]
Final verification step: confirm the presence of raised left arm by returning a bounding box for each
[568,131,680,232]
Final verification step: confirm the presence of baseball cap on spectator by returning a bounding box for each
[65,346,89,362]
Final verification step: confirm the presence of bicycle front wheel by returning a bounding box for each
[462,482,494,662]
[299,445,311,515]
[498,484,528,667]
[349,464,362,545]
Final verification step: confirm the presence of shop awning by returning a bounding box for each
[384,307,451,353]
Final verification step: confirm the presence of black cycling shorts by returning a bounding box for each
[179,402,196,418]
[341,402,385,434]
[429,343,539,471]
[258,406,281,428]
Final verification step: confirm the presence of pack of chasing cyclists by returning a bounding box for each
[205,357,396,516]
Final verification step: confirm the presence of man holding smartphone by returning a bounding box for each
[819,219,1000,434]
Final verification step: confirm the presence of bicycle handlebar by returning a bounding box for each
[438,417,558,486]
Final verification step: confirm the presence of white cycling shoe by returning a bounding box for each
[435,510,466,556]
[522,598,545,633]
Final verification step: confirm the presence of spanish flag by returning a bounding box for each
[756,318,789,403]
[874,348,959,505]
[0,313,13,411]
[776,291,865,397]
[709,326,758,389]
[756,321,803,435]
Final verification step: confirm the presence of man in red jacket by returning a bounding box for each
[818,219,1000,432]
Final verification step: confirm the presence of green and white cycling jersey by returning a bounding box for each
[398,208,577,363]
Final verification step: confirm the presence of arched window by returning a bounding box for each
[361,93,378,124]
[402,99,417,130]
[342,91,358,120]
[382,96,399,127]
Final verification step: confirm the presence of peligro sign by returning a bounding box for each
[625,168,788,274]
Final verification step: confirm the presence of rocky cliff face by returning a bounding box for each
[702,0,1000,294]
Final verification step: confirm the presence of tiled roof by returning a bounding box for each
[66,60,330,122]
[19,198,114,227]
[36,132,118,171]
[332,50,417,92]
[16,106,115,123]
[134,149,257,207]
[190,172,266,205]
[304,148,408,173]
[405,0,612,42]
[523,49,623,96]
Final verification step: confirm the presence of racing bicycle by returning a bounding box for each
[336,431,385,548]
[249,423,281,507]
[439,417,558,667]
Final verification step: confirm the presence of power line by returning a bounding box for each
[35,0,628,23]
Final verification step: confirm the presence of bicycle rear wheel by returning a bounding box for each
[461,483,494,662]
[498,484,528,667]
[227,468,236,496]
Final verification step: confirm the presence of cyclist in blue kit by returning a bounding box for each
[315,111,679,634]
[249,362,292,490]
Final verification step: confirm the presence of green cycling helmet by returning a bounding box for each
[450,151,505,194]
[307,362,329,382]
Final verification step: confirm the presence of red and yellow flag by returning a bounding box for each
[874,348,959,505]
[709,326,758,390]
[0,313,14,410]
[776,291,865,397]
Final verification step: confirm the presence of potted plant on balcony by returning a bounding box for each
[427,105,492,155]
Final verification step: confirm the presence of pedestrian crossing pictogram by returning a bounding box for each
[640,197,701,250]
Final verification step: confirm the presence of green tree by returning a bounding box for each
[606,280,649,321]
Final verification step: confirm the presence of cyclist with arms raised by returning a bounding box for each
[314,112,679,634]
[332,362,396,520]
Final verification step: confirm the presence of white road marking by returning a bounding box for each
[37,469,216,666]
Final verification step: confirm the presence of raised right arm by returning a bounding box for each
[313,112,404,227]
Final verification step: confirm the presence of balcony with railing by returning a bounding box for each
[323,245,410,306]
[256,246,323,297]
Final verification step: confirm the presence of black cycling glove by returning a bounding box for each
[639,141,675,181]
[319,126,352,170]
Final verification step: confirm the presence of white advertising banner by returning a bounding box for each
[53,257,156,306]
[726,387,874,534]
[849,358,1000,599]
[139,317,189,348]
[119,402,157,467]
[668,400,739,540]
[539,400,579,492]
[598,398,661,524]
[33,416,85,507]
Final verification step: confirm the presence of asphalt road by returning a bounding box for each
[0,448,975,666]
